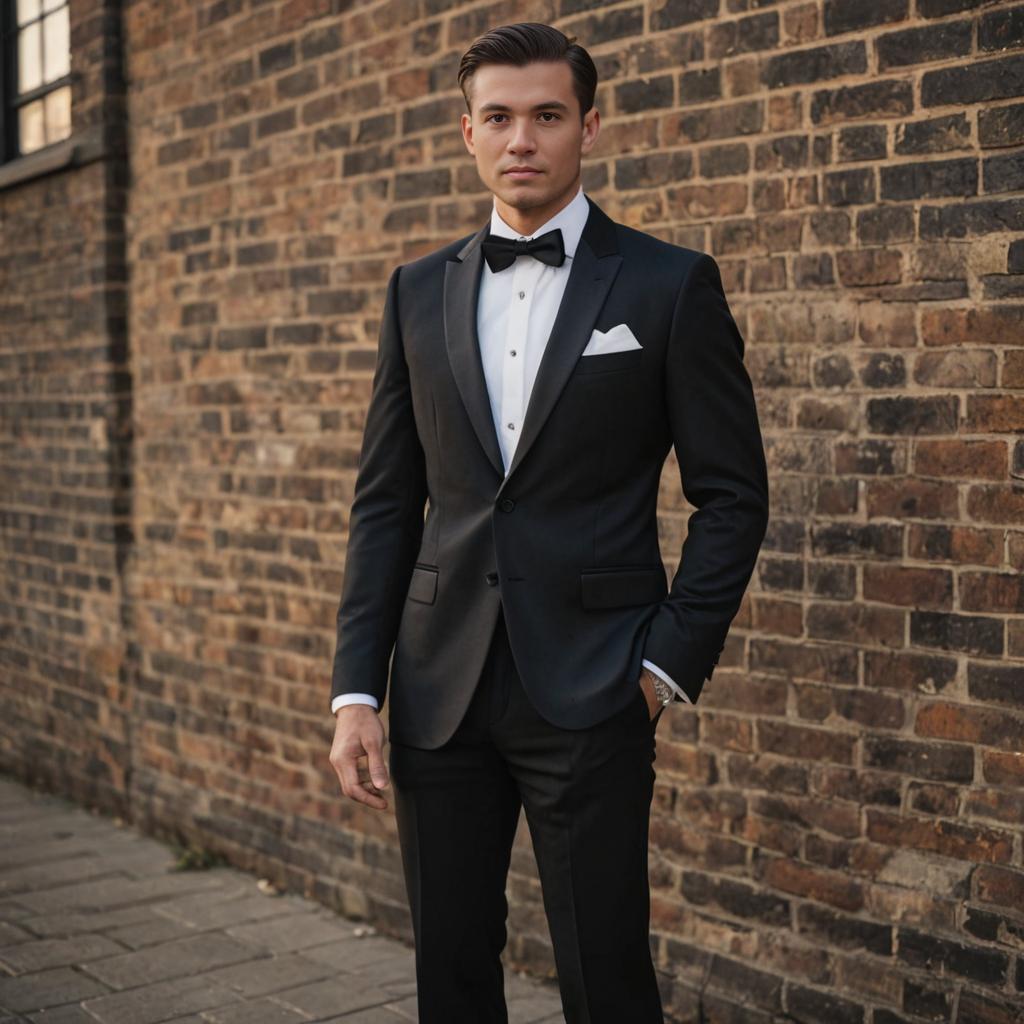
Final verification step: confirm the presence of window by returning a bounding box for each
[1,0,71,162]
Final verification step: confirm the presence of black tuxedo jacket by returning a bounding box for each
[330,194,769,749]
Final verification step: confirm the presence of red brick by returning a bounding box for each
[863,564,953,609]
[920,306,1024,345]
[914,439,1007,479]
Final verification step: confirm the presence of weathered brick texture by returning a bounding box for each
[2,0,1023,1021]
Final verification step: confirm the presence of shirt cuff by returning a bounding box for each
[331,693,380,713]
[642,659,692,704]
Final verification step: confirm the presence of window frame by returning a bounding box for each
[1,0,74,165]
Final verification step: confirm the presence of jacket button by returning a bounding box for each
[499,498,516,512]
[485,572,498,586]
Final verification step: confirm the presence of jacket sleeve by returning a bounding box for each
[329,264,427,709]
[641,252,770,704]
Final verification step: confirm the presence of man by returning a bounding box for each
[328,21,770,1023]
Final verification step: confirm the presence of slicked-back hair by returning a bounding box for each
[458,22,598,124]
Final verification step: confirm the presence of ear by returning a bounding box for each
[461,112,475,155]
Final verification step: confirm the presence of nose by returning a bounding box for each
[507,119,537,154]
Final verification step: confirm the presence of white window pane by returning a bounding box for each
[18,22,43,93]
[43,7,70,82]
[19,99,46,154]
[42,0,67,11]
[16,0,41,27]
[44,85,71,143]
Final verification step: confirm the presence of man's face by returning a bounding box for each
[461,60,599,230]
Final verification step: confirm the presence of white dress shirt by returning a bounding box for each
[332,185,690,713]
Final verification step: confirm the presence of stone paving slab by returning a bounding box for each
[0,775,566,1022]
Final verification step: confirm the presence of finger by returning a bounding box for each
[363,736,390,790]
[337,755,388,810]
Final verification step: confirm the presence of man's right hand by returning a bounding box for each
[329,705,390,811]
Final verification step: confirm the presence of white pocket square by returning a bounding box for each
[581,323,642,356]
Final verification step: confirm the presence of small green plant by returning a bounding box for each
[170,843,228,871]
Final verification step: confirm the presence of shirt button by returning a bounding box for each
[507,422,515,430]
[510,349,517,357]
[519,291,525,299]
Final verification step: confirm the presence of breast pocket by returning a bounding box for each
[407,563,438,604]
[573,348,644,375]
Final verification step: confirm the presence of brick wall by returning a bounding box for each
[0,0,131,815]
[2,0,1023,1020]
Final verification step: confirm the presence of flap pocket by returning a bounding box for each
[407,564,438,604]
[574,348,643,375]
[580,565,666,609]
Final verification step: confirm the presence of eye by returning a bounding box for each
[484,112,561,123]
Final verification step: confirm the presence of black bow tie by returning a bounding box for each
[480,228,566,273]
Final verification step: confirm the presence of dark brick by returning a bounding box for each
[857,206,915,245]
[811,523,904,559]
[836,248,902,286]
[679,67,721,105]
[838,125,887,161]
[674,100,764,142]
[796,904,892,955]
[256,108,296,138]
[824,168,876,206]
[895,113,971,155]
[880,158,979,200]
[811,80,914,126]
[919,0,990,14]
[920,199,1024,239]
[958,989,1024,1024]
[754,135,809,171]
[825,0,909,36]
[983,152,1024,194]
[979,6,1024,52]
[898,928,1009,985]
[763,42,867,89]
[616,74,674,114]
[911,611,1004,656]
[835,439,906,475]
[864,737,974,782]
[786,985,864,1024]
[922,54,1024,107]
[979,103,1024,148]
[810,211,851,245]
[300,25,342,60]
[699,143,750,178]
[794,254,835,287]
[1010,240,1024,273]
[258,41,295,76]
[876,20,973,70]
[808,560,857,599]
[867,396,959,435]
[614,151,693,189]
[902,982,957,1022]
[861,352,907,388]
[969,662,1024,706]
[394,168,449,200]
[651,0,719,31]
[707,11,779,58]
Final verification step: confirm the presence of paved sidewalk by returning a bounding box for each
[0,774,565,1023]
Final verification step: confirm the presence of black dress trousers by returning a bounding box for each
[388,602,666,1024]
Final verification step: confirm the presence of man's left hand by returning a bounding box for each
[638,667,662,721]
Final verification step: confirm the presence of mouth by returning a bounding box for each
[505,168,541,178]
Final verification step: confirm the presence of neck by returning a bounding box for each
[493,177,580,236]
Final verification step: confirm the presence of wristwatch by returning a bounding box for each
[646,669,675,707]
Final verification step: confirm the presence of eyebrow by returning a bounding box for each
[477,100,571,113]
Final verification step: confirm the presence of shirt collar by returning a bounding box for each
[488,184,588,259]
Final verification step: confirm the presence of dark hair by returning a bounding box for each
[458,22,598,124]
